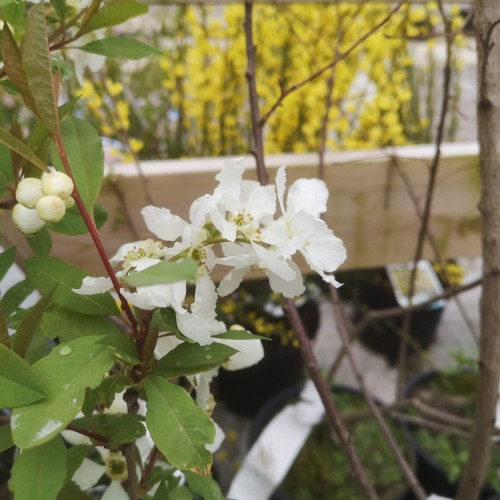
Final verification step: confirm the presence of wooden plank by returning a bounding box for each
[1,143,480,278]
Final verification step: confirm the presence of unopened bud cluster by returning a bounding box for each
[13,172,75,234]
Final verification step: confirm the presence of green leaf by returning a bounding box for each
[12,289,55,359]
[2,279,35,317]
[24,256,120,316]
[64,445,91,482]
[0,422,14,453]
[72,413,146,446]
[0,343,47,408]
[95,333,141,365]
[50,117,104,211]
[0,143,15,197]
[80,0,148,35]
[78,37,163,59]
[152,481,170,500]
[9,435,67,500]
[0,246,16,282]
[50,0,66,20]
[40,305,121,342]
[123,259,197,288]
[23,2,59,135]
[152,342,237,379]
[0,127,48,173]
[0,24,38,118]
[57,481,92,500]
[0,302,9,349]
[11,337,115,448]
[27,227,53,256]
[89,374,133,412]
[184,471,224,500]
[50,202,108,235]
[145,376,215,472]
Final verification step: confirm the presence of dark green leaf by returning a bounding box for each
[80,0,148,35]
[152,481,170,500]
[123,259,197,287]
[24,256,119,316]
[0,302,9,349]
[56,481,92,500]
[50,202,108,235]
[64,445,91,482]
[72,413,146,446]
[50,117,104,211]
[0,127,48,173]
[23,2,59,135]
[50,0,66,20]
[9,435,67,500]
[23,327,53,365]
[90,374,133,411]
[12,289,55,359]
[2,279,35,317]
[0,143,15,198]
[79,37,162,59]
[153,342,237,379]
[27,227,53,256]
[0,246,16,282]
[145,376,215,472]
[0,423,14,453]
[95,333,141,365]
[11,337,115,448]
[0,343,47,408]
[0,78,20,96]
[184,471,224,500]
[40,305,121,342]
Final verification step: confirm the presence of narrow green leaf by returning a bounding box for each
[79,37,162,59]
[27,227,53,256]
[64,445,91,483]
[0,302,9,349]
[40,305,121,342]
[23,2,59,135]
[12,289,55,359]
[24,256,120,316]
[50,202,108,236]
[152,342,237,379]
[90,374,133,412]
[0,127,48,173]
[94,333,141,365]
[123,259,197,288]
[0,246,16,281]
[184,471,224,500]
[0,422,14,453]
[2,279,35,317]
[9,435,67,500]
[152,481,170,500]
[80,0,148,35]
[50,0,66,20]
[11,337,115,448]
[0,24,38,117]
[0,143,15,197]
[0,343,47,407]
[145,376,215,472]
[50,117,104,211]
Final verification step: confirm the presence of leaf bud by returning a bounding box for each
[41,172,74,200]
[15,177,44,209]
[12,203,46,235]
[36,195,66,223]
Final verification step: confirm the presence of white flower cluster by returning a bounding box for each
[75,158,346,347]
[12,172,75,234]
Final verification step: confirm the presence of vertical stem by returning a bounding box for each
[456,5,500,499]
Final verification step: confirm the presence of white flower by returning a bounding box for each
[262,166,346,287]
[213,327,264,371]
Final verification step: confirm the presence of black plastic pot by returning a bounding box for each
[215,296,320,417]
[401,370,500,499]
[342,267,444,365]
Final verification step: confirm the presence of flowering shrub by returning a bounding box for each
[75,2,466,159]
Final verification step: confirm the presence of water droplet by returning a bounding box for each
[59,345,72,356]
[203,346,210,352]
[205,354,213,361]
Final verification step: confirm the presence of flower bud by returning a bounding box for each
[36,195,66,223]
[41,172,74,200]
[12,203,46,235]
[64,196,75,209]
[15,177,44,209]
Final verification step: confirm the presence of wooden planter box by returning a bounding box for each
[2,142,480,277]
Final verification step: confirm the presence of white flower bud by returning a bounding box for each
[12,203,46,235]
[64,196,75,209]
[36,195,66,223]
[15,177,44,209]
[41,172,74,200]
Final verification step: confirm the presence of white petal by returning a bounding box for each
[123,282,186,311]
[205,419,225,453]
[110,241,144,265]
[215,337,264,371]
[217,266,250,296]
[275,166,287,215]
[72,458,105,490]
[189,194,215,228]
[192,275,218,320]
[127,257,162,272]
[102,480,129,500]
[267,260,305,298]
[141,206,187,242]
[245,185,276,224]
[176,312,212,345]
[214,157,245,199]
[301,231,347,274]
[189,368,218,410]
[73,276,113,294]
[287,178,329,217]
[252,243,296,281]
[155,335,183,359]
